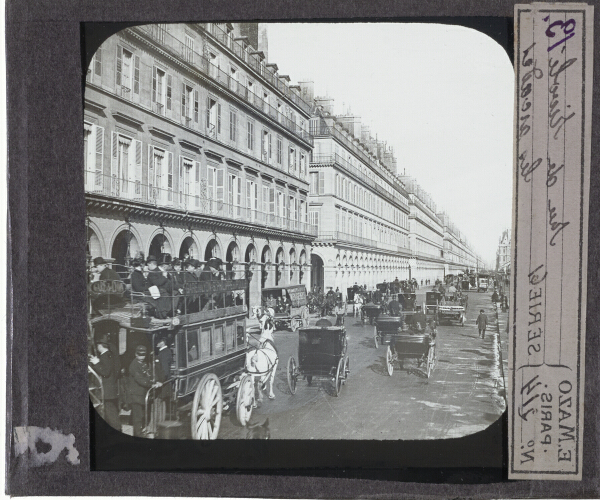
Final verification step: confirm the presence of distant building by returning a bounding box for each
[496,229,511,272]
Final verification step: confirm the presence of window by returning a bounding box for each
[206,97,221,137]
[228,173,241,217]
[247,120,254,150]
[289,147,296,173]
[88,46,102,80]
[276,136,282,164]
[309,172,318,195]
[300,153,306,177]
[83,123,104,192]
[181,83,197,124]
[229,109,237,142]
[152,67,172,115]
[309,211,319,231]
[116,46,139,99]
[184,34,194,63]
[246,179,258,219]
[179,157,193,206]
[230,66,238,92]
[318,171,325,194]
[111,132,142,199]
[262,130,271,163]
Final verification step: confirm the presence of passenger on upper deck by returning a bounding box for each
[146,256,174,319]
[94,257,121,282]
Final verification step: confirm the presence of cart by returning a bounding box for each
[385,332,437,378]
[424,291,443,317]
[362,303,382,325]
[438,304,466,326]
[287,325,350,397]
[373,311,418,348]
[261,285,309,332]
[88,275,254,440]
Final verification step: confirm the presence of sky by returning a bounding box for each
[266,23,514,267]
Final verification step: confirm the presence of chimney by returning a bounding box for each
[298,81,314,102]
[314,96,334,116]
[237,23,259,51]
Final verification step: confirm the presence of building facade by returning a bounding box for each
[496,228,511,272]
[84,22,316,310]
[304,91,412,293]
[437,212,481,275]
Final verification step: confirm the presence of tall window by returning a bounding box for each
[309,211,319,231]
[206,97,221,137]
[179,157,193,206]
[246,179,258,219]
[84,122,104,192]
[152,67,172,115]
[116,46,139,99]
[147,145,171,203]
[181,83,197,124]
[229,109,237,142]
[262,130,271,163]
[247,120,254,150]
[309,172,318,195]
[289,147,296,173]
[230,66,238,92]
[184,34,194,63]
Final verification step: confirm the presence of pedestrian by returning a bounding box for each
[476,309,488,339]
[128,345,162,437]
[354,292,363,318]
[334,300,345,326]
[89,334,121,430]
[491,290,499,304]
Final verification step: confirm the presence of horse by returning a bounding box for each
[246,418,270,439]
[246,306,279,403]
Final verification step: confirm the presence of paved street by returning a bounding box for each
[214,289,509,440]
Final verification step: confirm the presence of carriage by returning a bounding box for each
[88,275,254,440]
[261,285,310,332]
[286,325,350,397]
[384,331,437,379]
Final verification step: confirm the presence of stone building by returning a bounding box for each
[437,212,481,276]
[84,22,315,310]
[496,228,511,272]
[304,89,412,293]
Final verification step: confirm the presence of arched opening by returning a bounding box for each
[148,233,171,261]
[311,254,324,293]
[111,229,141,279]
[275,247,285,286]
[299,250,307,285]
[244,244,257,311]
[179,236,199,260]
[225,241,240,279]
[289,248,297,284]
[86,227,102,263]
[261,246,272,288]
[204,239,221,261]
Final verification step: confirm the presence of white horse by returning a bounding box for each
[246,306,279,402]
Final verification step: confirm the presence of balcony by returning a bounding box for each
[311,153,409,212]
[134,25,313,145]
[86,171,317,237]
[316,231,411,254]
[310,123,407,197]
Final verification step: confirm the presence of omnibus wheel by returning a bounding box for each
[191,373,222,440]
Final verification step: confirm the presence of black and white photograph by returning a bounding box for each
[85,21,514,442]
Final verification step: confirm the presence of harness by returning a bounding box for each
[246,329,279,377]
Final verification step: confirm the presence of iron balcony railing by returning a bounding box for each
[309,123,407,197]
[316,231,411,254]
[133,25,313,146]
[311,153,409,212]
[202,23,313,115]
[85,171,317,237]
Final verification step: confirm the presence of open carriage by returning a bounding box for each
[385,332,437,379]
[261,285,309,332]
[287,325,350,397]
[88,275,254,440]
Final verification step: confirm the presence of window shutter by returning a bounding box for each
[94,126,104,190]
[148,145,154,200]
[111,132,118,195]
[94,46,102,76]
[216,169,224,205]
[217,103,221,134]
[194,161,201,208]
[269,187,275,215]
[268,133,272,160]
[318,171,325,194]
[133,55,140,94]
[205,97,210,128]
[167,151,173,202]
[178,156,184,205]
[166,74,172,110]
[116,45,122,86]
[134,139,142,197]
[181,83,186,118]
[152,66,157,103]
[194,90,199,123]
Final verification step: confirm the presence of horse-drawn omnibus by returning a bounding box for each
[88,274,254,440]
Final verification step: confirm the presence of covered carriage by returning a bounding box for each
[261,284,310,332]
[287,325,349,397]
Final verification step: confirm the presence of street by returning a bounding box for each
[215,289,509,440]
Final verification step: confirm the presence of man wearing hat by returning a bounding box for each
[89,334,121,430]
[476,309,488,339]
[146,255,174,319]
[128,345,162,437]
[94,257,121,282]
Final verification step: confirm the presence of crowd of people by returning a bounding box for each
[88,255,245,319]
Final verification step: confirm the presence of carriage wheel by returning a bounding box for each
[191,373,223,440]
[426,344,436,379]
[344,356,350,381]
[287,356,298,395]
[301,307,310,327]
[334,357,344,396]
[373,326,379,349]
[235,373,254,427]
[386,346,394,376]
